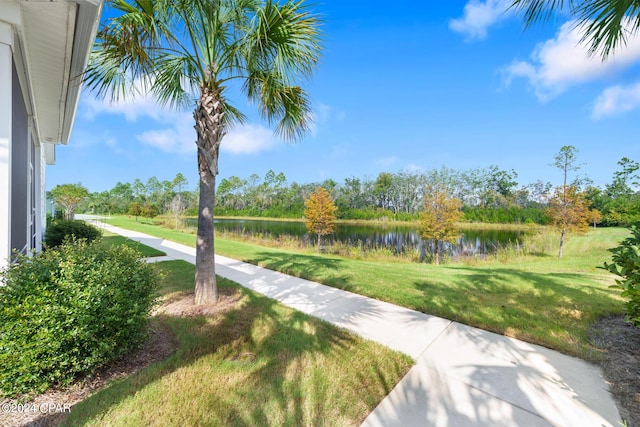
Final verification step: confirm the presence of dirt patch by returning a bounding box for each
[1,288,241,427]
[590,315,640,427]
[155,287,242,317]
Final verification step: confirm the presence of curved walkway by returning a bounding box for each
[92,219,621,427]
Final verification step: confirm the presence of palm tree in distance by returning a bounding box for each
[510,0,640,58]
[85,0,322,304]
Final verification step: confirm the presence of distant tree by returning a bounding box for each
[50,183,89,221]
[525,180,553,206]
[304,187,337,253]
[162,180,175,195]
[603,158,640,226]
[553,146,582,190]
[610,157,639,195]
[141,203,158,220]
[109,181,134,213]
[547,185,590,258]
[588,208,603,229]
[169,195,185,229]
[482,165,519,207]
[128,202,142,221]
[374,172,394,210]
[145,176,163,204]
[131,178,146,200]
[173,173,189,194]
[419,184,464,265]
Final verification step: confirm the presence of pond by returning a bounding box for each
[187,218,528,260]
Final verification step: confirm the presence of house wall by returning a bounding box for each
[0,1,102,269]
[11,59,28,256]
[0,22,12,270]
[0,20,42,269]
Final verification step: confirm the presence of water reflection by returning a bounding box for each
[187,218,527,260]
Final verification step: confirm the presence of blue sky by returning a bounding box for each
[48,1,640,193]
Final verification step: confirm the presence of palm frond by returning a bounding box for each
[219,100,248,128]
[86,0,200,98]
[85,0,321,142]
[246,70,311,141]
[511,0,640,59]
[576,0,640,57]
[509,0,574,27]
[152,53,200,109]
[247,0,322,85]
[274,85,312,141]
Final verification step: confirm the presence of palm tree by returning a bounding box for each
[84,0,322,304]
[510,0,640,58]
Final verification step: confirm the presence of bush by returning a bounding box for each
[44,220,102,249]
[601,224,640,328]
[0,240,159,397]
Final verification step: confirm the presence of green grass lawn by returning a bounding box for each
[101,232,167,257]
[61,260,412,427]
[103,215,628,360]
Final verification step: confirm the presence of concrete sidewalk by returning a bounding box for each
[93,219,621,427]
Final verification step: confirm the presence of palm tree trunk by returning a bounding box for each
[194,85,225,304]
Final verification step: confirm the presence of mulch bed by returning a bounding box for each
[589,315,640,427]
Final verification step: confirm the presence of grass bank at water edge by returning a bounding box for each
[102,215,628,360]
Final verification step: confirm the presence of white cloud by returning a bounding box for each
[136,112,196,154]
[82,80,177,122]
[84,88,281,155]
[308,103,346,137]
[221,123,277,154]
[137,120,278,155]
[592,82,640,119]
[104,136,120,149]
[450,0,511,40]
[502,20,640,101]
[69,129,123,154]
[375,156,397,167]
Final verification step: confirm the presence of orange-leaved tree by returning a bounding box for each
[546,185,590,258]
[588,208,603,229]
[304,187,337,253]
[419,184,464,265]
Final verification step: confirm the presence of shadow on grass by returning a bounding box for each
[412,266,622,358]
[246,251,354,291]
[101,235,167,258]
[55,272,407,426]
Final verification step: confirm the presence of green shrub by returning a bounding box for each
[0,240,159,397]
[601,224,640,328]
[44,220,102,249]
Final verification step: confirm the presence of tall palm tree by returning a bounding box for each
[510,0,640,58]
[85,0,322,304]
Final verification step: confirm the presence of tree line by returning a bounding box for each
[73,153,639,226]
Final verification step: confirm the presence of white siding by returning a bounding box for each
[0,23,13,269]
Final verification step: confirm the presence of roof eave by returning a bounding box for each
[59,0,103,145]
